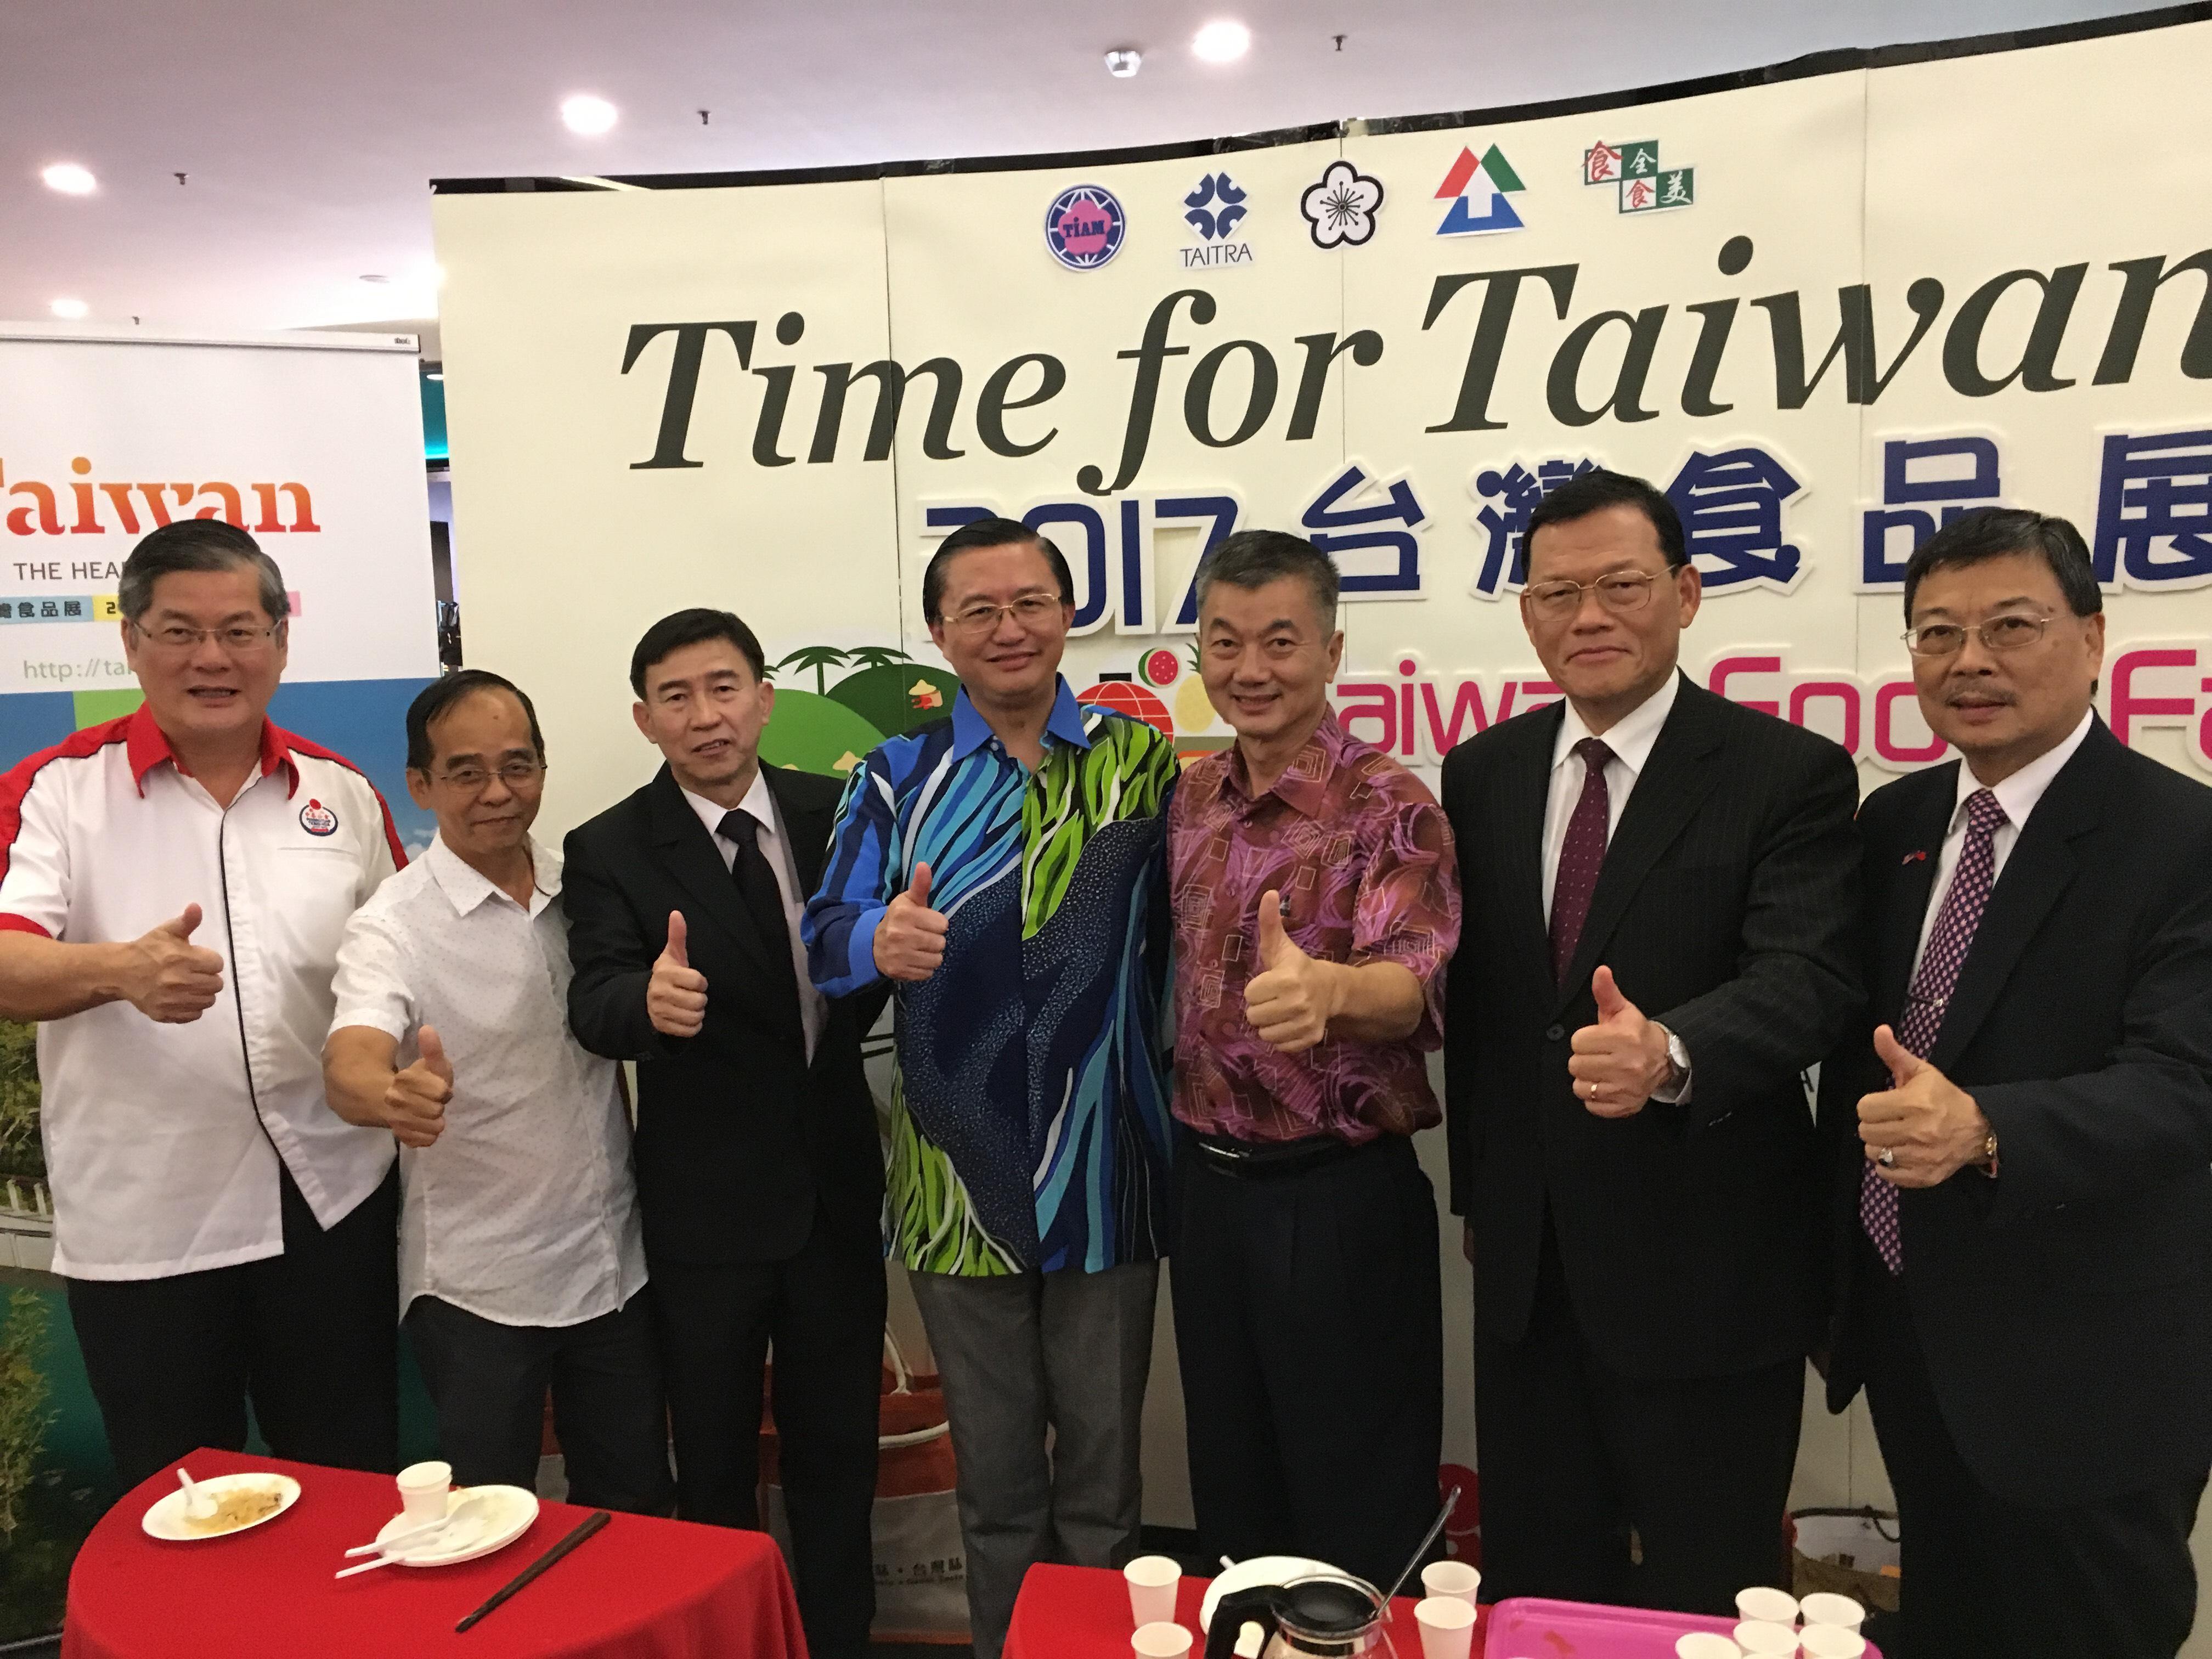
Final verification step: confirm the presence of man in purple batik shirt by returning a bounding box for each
[1166,529,1460,1592]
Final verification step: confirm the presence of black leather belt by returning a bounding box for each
[1185,1127,1390,1181]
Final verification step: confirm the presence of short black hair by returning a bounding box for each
[1525,469,1688,572]
[405,669,547,772]
[119,520,290,628]
[1194,529,1340,632]
[921,517,1074,624]
[629,608,768,698]
[1901,506,2103,622]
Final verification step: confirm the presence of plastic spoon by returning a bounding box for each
[176,1466,216,1520]
[334,1494,494,1576]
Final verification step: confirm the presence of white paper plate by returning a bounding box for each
[371,1483,538,1567]
[142,1472,302,1542]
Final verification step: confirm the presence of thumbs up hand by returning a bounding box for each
[873,861,950,983]
[123,902,227,1024]
[383,1024,454,1148]
[1567,965,1678,1119]
[1243,890,1338,1054]
[648,910,710,1037]
[1857,1024,1991,1188]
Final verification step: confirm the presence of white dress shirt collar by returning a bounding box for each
[425,832,557,919]
[681,768,775,844]
[1552,670,1682,777]
[1949,708,2095,834]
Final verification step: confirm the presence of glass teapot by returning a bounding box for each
[1203,1572,1398,1659]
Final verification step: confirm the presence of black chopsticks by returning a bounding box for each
[454,1509,611,1633]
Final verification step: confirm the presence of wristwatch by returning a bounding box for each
[1651,1020,1691,1099]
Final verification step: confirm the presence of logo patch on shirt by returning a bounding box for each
[298,798,338,836]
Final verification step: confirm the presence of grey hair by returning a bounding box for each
[119,521,289,630]
[1193,529,1340,633]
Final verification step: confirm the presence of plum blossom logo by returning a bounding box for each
[1300,160,1384,249]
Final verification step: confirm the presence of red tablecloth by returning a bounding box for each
[1006,1562,1463,1659]
[62,1448,808,1659]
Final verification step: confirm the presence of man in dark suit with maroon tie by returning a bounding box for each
[1441,470,1863,1615]
[1821,509,2212,1658]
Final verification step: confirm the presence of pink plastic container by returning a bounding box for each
[1483,1597,1883,1657]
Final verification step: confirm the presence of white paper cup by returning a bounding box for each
[1125,1556,1182,1629]
[1133,1622,1193,1658]
[1735,1587,1799,1626]
[1797,1626,1866,1658]
[1421,1559,1482,1606]
[1797,1593,1866,1630]
[395,1460,452,1523]
[1733,1620,1801,1656]
[1677,1635,1747,1659]
[1415,1595,1477,1659]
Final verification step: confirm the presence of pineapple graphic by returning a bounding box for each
[1173,640,1218,733]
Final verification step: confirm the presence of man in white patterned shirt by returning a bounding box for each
[325,671,671,1513]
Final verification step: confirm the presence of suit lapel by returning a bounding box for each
[645,767,783,984]
[1554,679,1724,1013]
[767,768,833,901]
[1504,703,1562,981]
[1928,727,2112,1071]
[1874,769,1956,1024]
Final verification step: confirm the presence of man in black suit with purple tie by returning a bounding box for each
[1822,508,2212,1658]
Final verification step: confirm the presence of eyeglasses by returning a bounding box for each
[1519,570,1668,622]
[433,760,546,792]
[942,594,1064,637]
[130,620,284,653]
[1901,612,2055,658]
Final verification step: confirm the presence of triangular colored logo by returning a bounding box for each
[1440,194,1525,234]
[1435,148,1480,199]
[1479,144,1525,192]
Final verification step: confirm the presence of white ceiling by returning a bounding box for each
[1,0,2165,344]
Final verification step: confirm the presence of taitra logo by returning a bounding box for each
[298,798,338,836]
[1045,184,1127,271]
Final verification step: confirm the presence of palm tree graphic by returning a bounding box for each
[776,645,851,693]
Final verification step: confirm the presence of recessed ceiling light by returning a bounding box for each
[561,94,618,136]
[42,162,97,195]
[50,298,89,319]
[1105,48,1142,77]
[1192,20,1251,62]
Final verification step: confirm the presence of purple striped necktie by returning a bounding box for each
[1862,787,2007,1274]
[1549,738,1613,983]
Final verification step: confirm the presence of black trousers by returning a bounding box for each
[404,1289,674,1516]
[1854,1242,2206,1658]
[1475,1216,1803,1615]
[1173,1128,1444,1590]
[651,1203,885,1659]
[66,1160,400,1494]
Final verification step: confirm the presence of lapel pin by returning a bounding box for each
[1903,850,1929,865]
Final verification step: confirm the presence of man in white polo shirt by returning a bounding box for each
[0,521,404,1491]
[325,670,670,1513]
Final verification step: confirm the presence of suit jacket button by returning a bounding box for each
[1545,1023,1566,1042]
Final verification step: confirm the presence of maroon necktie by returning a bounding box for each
[1861,787,2007,1274]
[1549,738,1613,983]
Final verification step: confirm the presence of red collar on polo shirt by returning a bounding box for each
[123,702,298,798]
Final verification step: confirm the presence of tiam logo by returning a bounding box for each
[1045,184,1127,271]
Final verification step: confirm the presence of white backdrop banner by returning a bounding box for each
[434,13,2212,836]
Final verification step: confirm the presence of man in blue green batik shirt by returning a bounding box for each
[806,518,1175,1659]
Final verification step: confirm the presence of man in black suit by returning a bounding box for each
[1441,470,1861,1614]
[1821,508,2212,1658]
[565,609,886,1659]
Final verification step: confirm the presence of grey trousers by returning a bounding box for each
[908,1261,1158,1659]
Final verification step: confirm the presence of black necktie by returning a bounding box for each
[719,809,802,1025]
